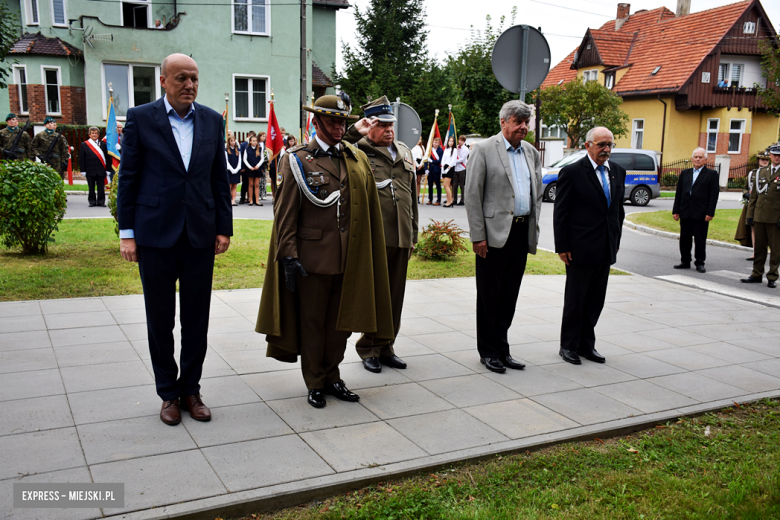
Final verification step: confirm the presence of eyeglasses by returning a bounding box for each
[589,141,616,149]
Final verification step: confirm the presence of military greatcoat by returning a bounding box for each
[747,164,780,282]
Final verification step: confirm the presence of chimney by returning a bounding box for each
[676,0,690,17]
[616,3,630,31]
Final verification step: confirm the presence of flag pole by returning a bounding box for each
[224,92,230,141]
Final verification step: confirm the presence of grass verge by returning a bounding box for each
[64,184,90,191]
[627,209,742,245]
[231,399,780,520]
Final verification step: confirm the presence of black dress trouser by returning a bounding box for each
[679,217,709,266]
[427,171,442,203]
[560,261,610,353]
[475,218,529,359]
[138,228,215,401]
[87,175,105,206]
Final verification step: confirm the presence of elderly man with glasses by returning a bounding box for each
[554,127,626,365]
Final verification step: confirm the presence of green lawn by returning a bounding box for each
[234,400,780,520]
[64,184,90,191]
[627,209,742,244]
[659,191,675,198]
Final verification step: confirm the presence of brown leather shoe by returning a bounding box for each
[160,399,181,426]
[181,394,211,421]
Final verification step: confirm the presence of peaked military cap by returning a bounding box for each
[303,93,358,121]
[6,113,16,121]
[770,144,780,155]
[360,95,397,123]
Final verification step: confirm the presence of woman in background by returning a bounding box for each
[441,136,458,207]
[243,134,265,206]
[225,133,241,206]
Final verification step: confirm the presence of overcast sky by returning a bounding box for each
[334,0,780,73]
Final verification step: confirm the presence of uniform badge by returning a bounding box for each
[320,189,329,198]
[306,155,313,162]
[277,174,283,184]
[337,99,345,110]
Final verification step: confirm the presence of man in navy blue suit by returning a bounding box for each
[118,53,233,426]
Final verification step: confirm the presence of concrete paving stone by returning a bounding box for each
[644,347,731,371]
[597,331,678,353]
[204,316,255,335]
[101,293,146,312]
[594,315,659,335]
[120,323,155,341]
[208,331,266,352]
[207,304,243,319]
[428,313,477,332]
[0,369,64,401]
[203,435,333,492]
[241,370,308,401]
[197,374,262,408]
[225,300,260,318]
[741,358,780,378]
[461,328,477,339]
[0,467,100,520]
[594,306,629,319]
[483,366,584,397]
[641,327,717,347]
[0,330,52,352]
[511,323,560,342]
[646,312,722,328]
[44,311,117,330]
[388,408,508,455]
[544,362,636,387]
[0,427,86,480]
[213,288,263,303]
[49,325,128,347]
[679,323,777,342]
[524,293,565,307]
[335,362,411,390]
[392,335,436,357]
[506,341,562,366]
[532,388,642,425]
[400,317,454,336]
[60,360,154,393]
[0,395,73,436]
[89,450,226,514]
[592,380,698,414]
[647,372,747,402]
[442,350,494,373]
[604,353,687,379]
[604,300,687,316]
[0,348,58,374]
[130,339,151,360]
[590,340,634,357]
[199,350,237,379]
[68,384,159,425]
[420,374,522,408]
[219,349,299,375]
[358,383,454,420]
[726,337,780,357]
[0,301,41,318]
[0,315,47,334]
[400,307,424,319]
[687,342,773,364]
[267,397,378,433]
[397,353,475,382]
[40,298,108,315]
[184,402,293,446]
[520,306,565,323]
[53,341,140,367]
[464,398,580,439]
[110,307,148,325]
[696,366,780,394]
[301,421,427,472]
[77,415,197,464]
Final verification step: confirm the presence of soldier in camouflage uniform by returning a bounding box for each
[32,116,70,178]
[0,113,33,160]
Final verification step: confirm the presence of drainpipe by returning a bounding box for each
[657,95,667,163]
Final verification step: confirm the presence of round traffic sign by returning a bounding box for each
[491,25,551,95]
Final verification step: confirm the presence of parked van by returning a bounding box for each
[541,148,661,206]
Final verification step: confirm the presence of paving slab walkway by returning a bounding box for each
[2,275,780,519]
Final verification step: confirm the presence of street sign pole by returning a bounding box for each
[519,25,529,101]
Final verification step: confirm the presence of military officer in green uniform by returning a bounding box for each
[256,93,394,408]
[345,96,419,373]
[742,143,780,289]
[32,116,69,178]
[0,113,32,160]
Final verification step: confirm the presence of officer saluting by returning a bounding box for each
[32,116,69,179]
[0,113,32,160]
[344,96,418,373]
[256,93,394,408]
[742,143,780,289]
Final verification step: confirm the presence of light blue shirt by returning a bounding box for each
[120,96,195,240]
[691,167,702,195]
[503,135,531,216]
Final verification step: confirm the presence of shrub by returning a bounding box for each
[415,219,469,260]
[0,159,67,254]
[108,171,119,237]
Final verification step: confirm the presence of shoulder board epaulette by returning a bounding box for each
[289,143,308,154]
[342,141,362,159]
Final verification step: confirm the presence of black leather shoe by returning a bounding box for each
[323,380,360,402]
[741,276,762,283]
[380,355,407,369]
[673,263,691,269]
[362,357,382,373]
[695,265,706,273]
[769,280,777,289]
[457,201,464,206]
[580,349,606,363]
[480,357,506,373]
[500,356,525,370]
[88,203,96,207]
[559,348,582,365]
[746,257,755,261]
[307,390,326,408]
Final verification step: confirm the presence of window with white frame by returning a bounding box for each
[25,0,39,24]
[605,73,614,89]
[582,69,598,83]
[631,119,644,149]
[233,75,268,120]
[706,119,719,153]
[51,0,66,26]
[233,0,269,35]
[122,0,151,28]
[718,62,743,88]
[541,123,567,140]
[12,66,29,115]
[728,119,745,153]
[42,67,60,114]
[102,63,160,119]
[743,21,755,34]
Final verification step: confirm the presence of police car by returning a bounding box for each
[542,148,661,206]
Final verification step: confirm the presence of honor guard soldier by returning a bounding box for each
[344,96,419,373]
[1,113,33,160]
[32,116,70,179]
[742,143,780,289]
[256,93,394,409]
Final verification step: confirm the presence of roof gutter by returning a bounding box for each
[657,95,667,161]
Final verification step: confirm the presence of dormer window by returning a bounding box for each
[743,21,755,34]
[605,73,614,89]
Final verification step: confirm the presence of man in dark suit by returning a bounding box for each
[118,53,233,426]
[79,127,112,207]
[554,127,626,365]
[672,147,719,273]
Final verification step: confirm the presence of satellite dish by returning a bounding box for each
[491,25,551,99]
[391,100,423,149]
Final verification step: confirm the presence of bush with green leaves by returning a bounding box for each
[108,171,119,237]
[0,160,67,254]
[415,219,468,260]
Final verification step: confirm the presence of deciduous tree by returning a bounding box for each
[758,37,780,116]
[0,3,21,89]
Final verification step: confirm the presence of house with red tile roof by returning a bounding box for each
[541,0,779,165]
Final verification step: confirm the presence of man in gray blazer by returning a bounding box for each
[465,100,543,373]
